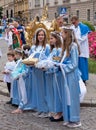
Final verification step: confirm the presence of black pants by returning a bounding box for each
[7,82,11,94]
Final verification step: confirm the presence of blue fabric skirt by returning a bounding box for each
[45,72,55,112]
[32,68,48,112]
[78,57,89,81]
[45,69,62,113]
[31,67,38,110]
[20,67,33,110]
[53,71,62,113]
[12,67,33,110]
[11,79,19,105]
[60,69,80,122]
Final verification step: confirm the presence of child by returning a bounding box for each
[44,31,62,118]
[29,28,49,58]
[29,28,50,117]
[2,51,16,104]
[54,27,81,128]
[11,48,28,113]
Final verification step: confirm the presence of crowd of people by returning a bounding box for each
[0,16,90,128]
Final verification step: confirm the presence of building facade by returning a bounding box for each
[0,0,29,24]
[0,0,14,19]
[28,0,96,25]
[14,0,29,24]
[1,0,96,24]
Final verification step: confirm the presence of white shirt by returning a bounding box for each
[5,31,13,47]
[3,61,16,83]
[71,25,89,58]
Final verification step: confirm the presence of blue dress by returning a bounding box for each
[18,44,50,110]
[45,48,62,112]
[11,59,28,105]
[30,44,50,112]
[59,43,80,122]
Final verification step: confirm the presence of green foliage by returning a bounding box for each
[89,58,96,74]
[82,21,95,31]
[0,7,3,19]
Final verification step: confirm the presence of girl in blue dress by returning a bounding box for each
[29,28,50,117]
[44,31,62,117]
[50,28,81,128]
[11,48,28,113]
[61,28,81,128]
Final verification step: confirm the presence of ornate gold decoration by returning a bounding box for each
[41,5,48,21]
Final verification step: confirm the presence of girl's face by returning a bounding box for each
[50,35,57,46]
[15,53,22,60]
[37,31,45,43]
[7,55,14,62]
[61,30,66,39]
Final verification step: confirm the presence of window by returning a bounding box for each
[29,2,31,8]
[76,10,79,18]
[63,0,70,3]
[94,12,96,19]
[46,0,49,5]
[35,0,40,7]
[54,0,58,4]
[87,9,90,21]
[10,10,13,18]
[6,10,9,18]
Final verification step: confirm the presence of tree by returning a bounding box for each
[0,7,3,19]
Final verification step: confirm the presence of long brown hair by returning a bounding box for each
[35,28,47,48]
[61,28,80,57]
[50,31,62,51]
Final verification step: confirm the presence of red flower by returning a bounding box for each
[88,32,96,58]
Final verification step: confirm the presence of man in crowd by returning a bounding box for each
[70,16,90,85]
[13,20,26,45]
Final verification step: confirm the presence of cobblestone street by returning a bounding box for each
[0,39,96,130]
[0,94,96,130]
